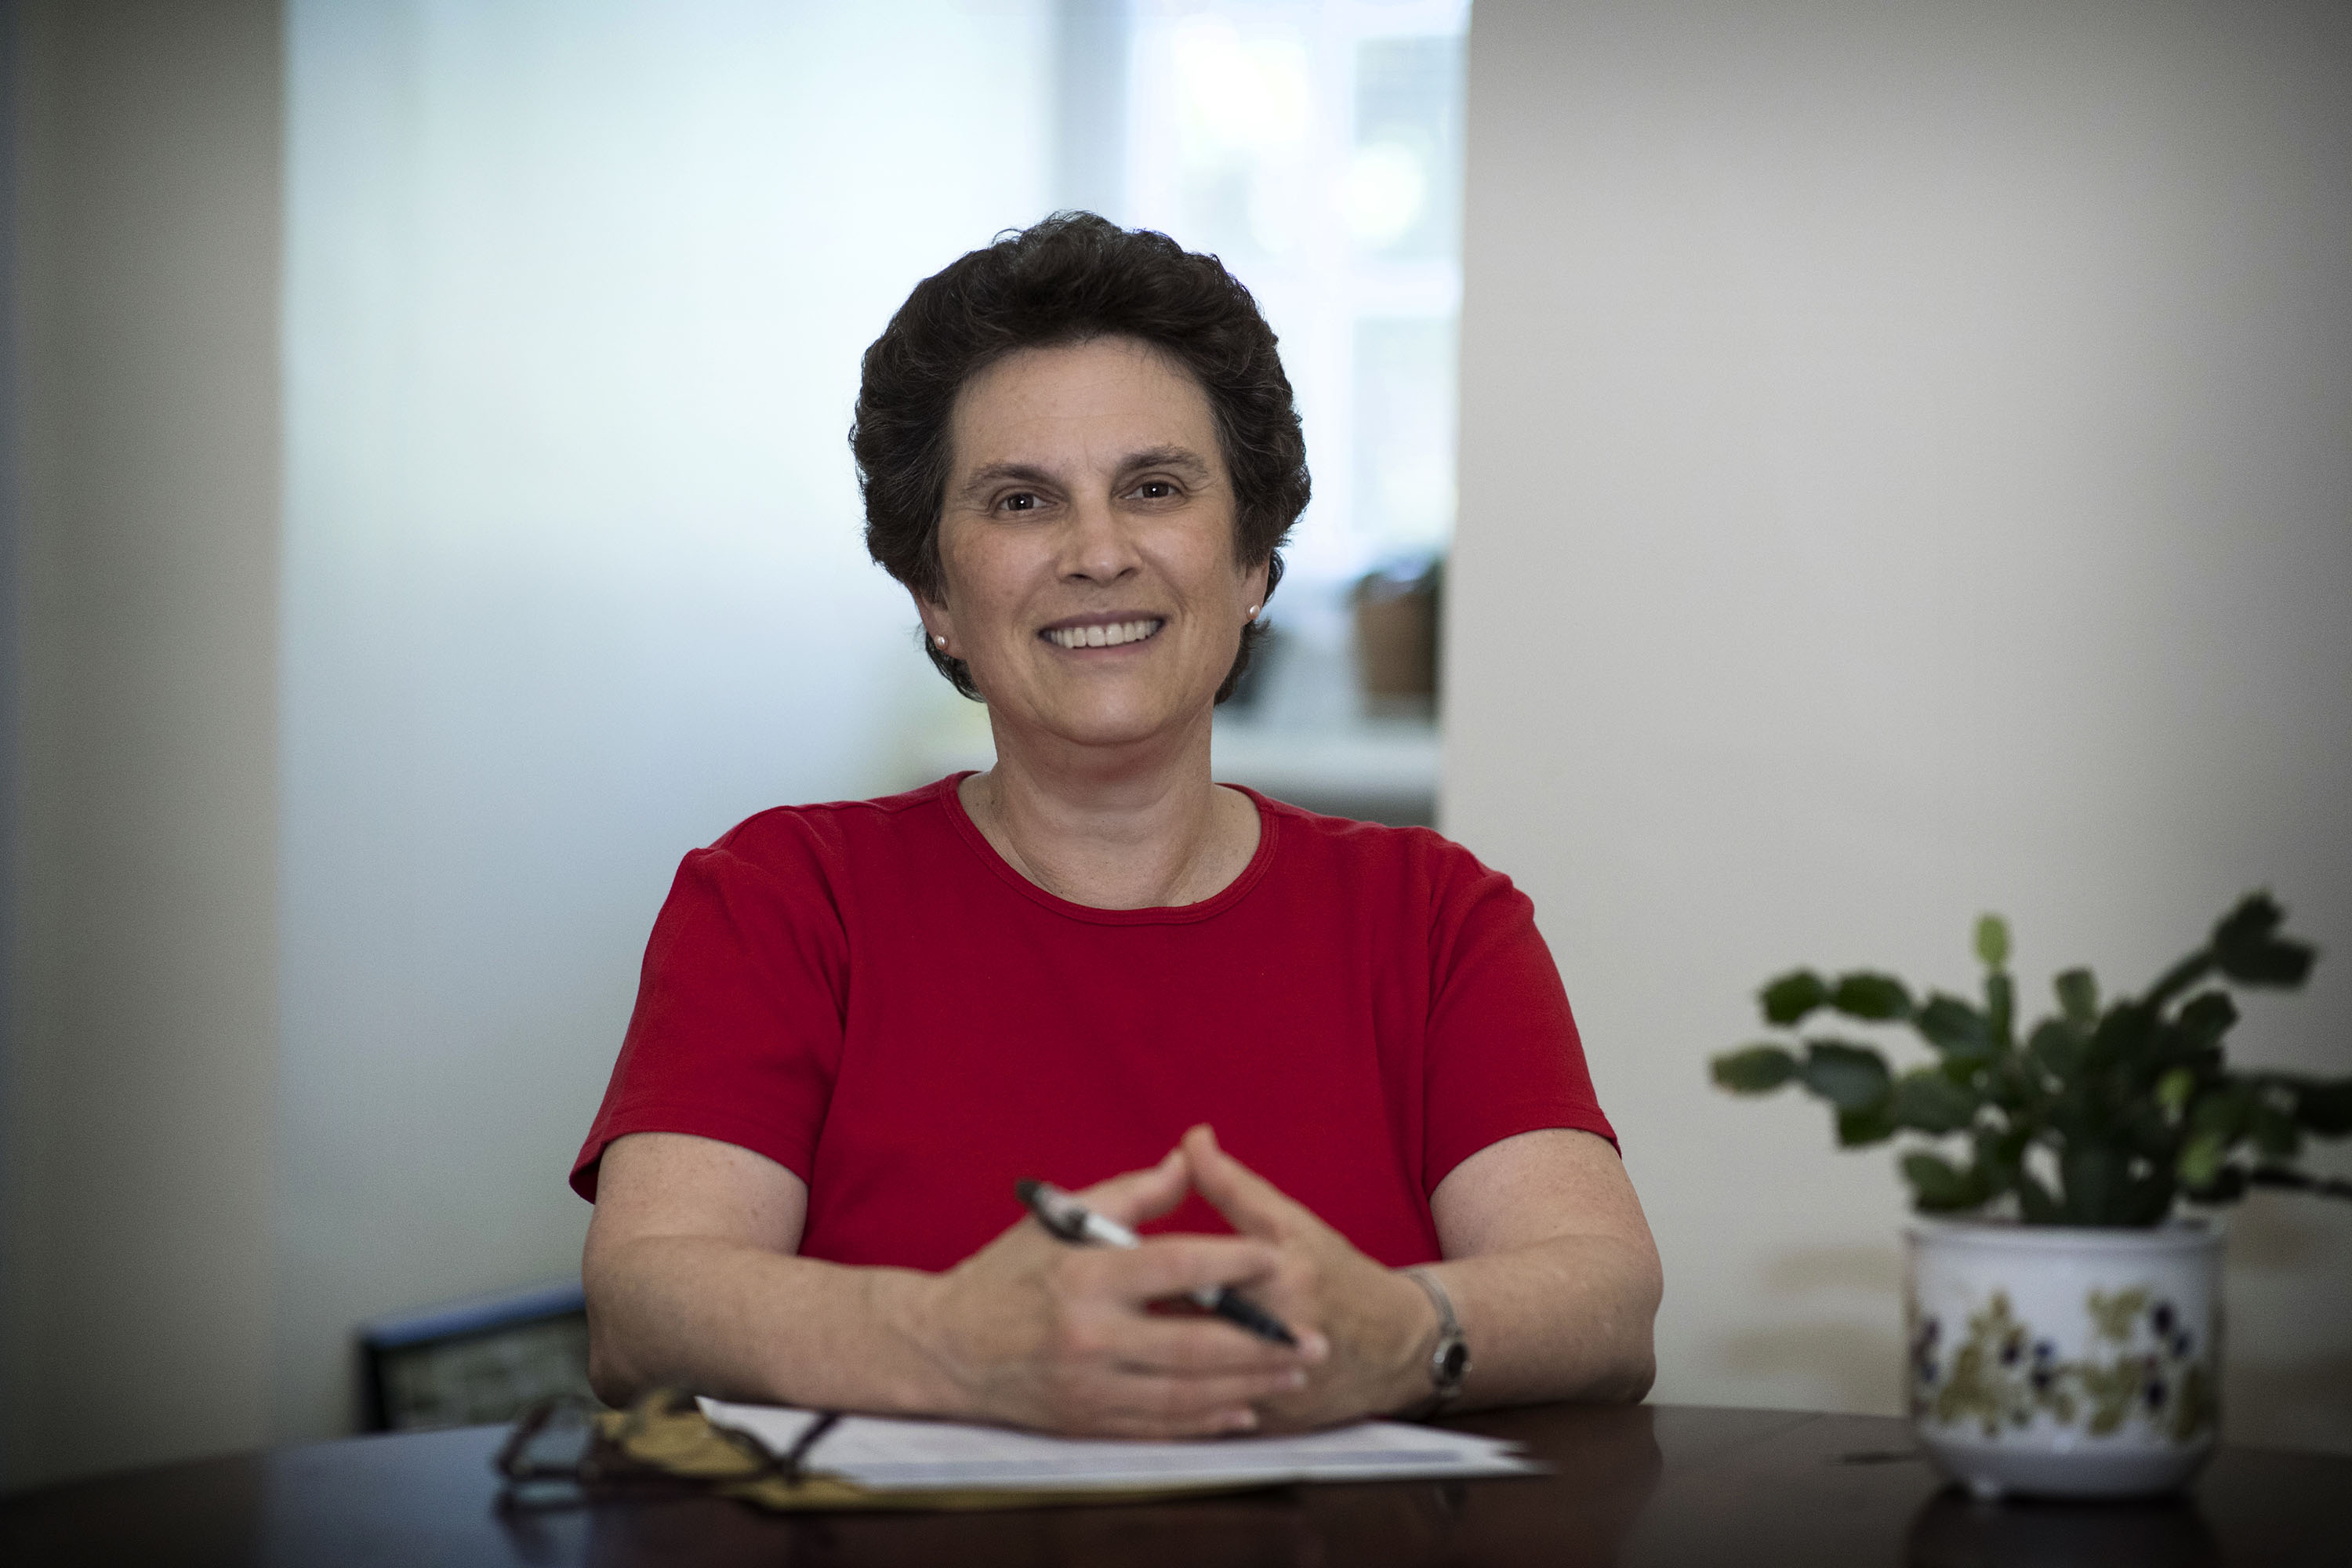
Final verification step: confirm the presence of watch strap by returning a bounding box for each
[1399,1267,1469,1418]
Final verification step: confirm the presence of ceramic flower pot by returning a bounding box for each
[1904,1218,2222,1499]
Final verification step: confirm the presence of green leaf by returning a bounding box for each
[2060,1145,2132,1226]
[1893,1069,1977,1134]
[1837,1102,1898,1146]
[1759,970,1830,1027]
[2177,1131,2227,1190]
[2017,1170,2062,1222]
[2182,1164,2247,1204]
[2122,1102,2177,1160]
[1975,914,2010,970]
[2122,1172,2176,1226]
[1902,1152,1985,1211]
[2212,891,2284,949]
[2249,1100,2300,1160]
[2217,938,2315,987]
[1801,1040,1893,1112]
[1986,971,2015,1049]
[1987,1053,2039,1113]
[2156,1067,2196,1117]
[1914,994,1993,1059]
[1976,1123,2032,1184]
[2088,1003,2154,1069]
[2027,1018,2082,1082]
[2289,1076,2352,1136]
[2053,968,2099,1027]
[2175,991,2238,1049]
[2189,1084,2252,1142]
[1711,1045,1800,1094]
[2212,892,2315,988]
[1830,971,1914,1021]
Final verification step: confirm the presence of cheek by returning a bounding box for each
[1149,530,1248,609]
[936,531,1024,630]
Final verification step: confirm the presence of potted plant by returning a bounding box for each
[1710,893,2349,1499]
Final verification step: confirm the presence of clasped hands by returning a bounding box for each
[890,1125,1440,1439]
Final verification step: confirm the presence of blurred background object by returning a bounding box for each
[359,1281,591,1433]
[1352,554,1442,717]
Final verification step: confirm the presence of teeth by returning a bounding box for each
[1046,619,1162,650]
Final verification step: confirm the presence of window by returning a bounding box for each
[1122,1,1467,590]
[1077,1,1466,815]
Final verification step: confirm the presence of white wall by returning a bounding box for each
[276,0,1051,1443]
[3,0,282,1489]
[1447,0,2352,1452]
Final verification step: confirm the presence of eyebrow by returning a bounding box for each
[954,445,1215,502]
[1120,445,1214,479]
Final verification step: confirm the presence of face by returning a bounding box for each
[920,336,1267,752]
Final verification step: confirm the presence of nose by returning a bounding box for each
[1058,489,1142,586]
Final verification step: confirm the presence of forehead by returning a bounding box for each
[947,336,1221,473]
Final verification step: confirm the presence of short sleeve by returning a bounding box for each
[1420,855,1616,1193]
[568,828,851,1200]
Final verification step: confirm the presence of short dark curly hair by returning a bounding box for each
[851,212,1310,702]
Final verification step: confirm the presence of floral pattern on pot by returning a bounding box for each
[1911,1287,2215,1444]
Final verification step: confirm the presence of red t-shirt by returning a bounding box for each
[572,776,1613,1272]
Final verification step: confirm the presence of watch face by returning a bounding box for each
[1439,1339,1469,1381]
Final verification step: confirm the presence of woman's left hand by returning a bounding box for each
[1178,1123,1436,1431]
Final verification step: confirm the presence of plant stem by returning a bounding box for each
[2143,949,2214,1013]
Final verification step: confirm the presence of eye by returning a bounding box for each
[998,491,1040,514]
[1133,479,1179,500]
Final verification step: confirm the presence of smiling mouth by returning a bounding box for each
[1042,618,1165,650]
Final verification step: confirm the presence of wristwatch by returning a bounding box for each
[1400,1267,1470,1418]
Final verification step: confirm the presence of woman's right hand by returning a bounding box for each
[887,1145,1327,1437]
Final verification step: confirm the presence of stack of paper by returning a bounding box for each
[699,1398,1541,1494]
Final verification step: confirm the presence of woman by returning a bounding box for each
[574,213,1661,1438]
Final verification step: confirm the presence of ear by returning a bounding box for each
[1241,556,1271,619]
[912,586,956,655]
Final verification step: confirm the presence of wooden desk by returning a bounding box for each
[5,1403,2345,1566]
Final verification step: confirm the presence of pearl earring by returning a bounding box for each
[934,635,949,648]
[1247,604,1260,619]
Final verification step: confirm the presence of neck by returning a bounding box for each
[962,707,1255,909]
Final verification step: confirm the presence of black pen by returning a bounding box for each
[1016,1178,1299,1348]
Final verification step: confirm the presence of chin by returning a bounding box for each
[1027,690,1207,752]
[1044,710,1187,751]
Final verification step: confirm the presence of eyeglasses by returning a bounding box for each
[493,1389,841,1510]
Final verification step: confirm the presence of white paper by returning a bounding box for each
[699,1397,1541,1492]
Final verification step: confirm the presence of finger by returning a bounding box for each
[1075,1145,1191,1228]
[1236,1248,1333,1364]
[1086,1234,1284,1305]
[1181,1123,1317,1242]
[1096,1368,1306,1430]
[1102,1316,1312,1377]
[1073,1399,1265,1439]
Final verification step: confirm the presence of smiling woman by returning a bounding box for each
[931,342,1255,749]
[569,215,1663,1439]
[857,216,1305,707]
[928,340,1265,909]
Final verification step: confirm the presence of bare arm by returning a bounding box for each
[1183,1123,1661,1426]
[1423,1126,1663,1406]
[581,1131,928,1411]
[582,1131,1320,1435]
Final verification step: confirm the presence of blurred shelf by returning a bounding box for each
[1212,717,1439,826]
